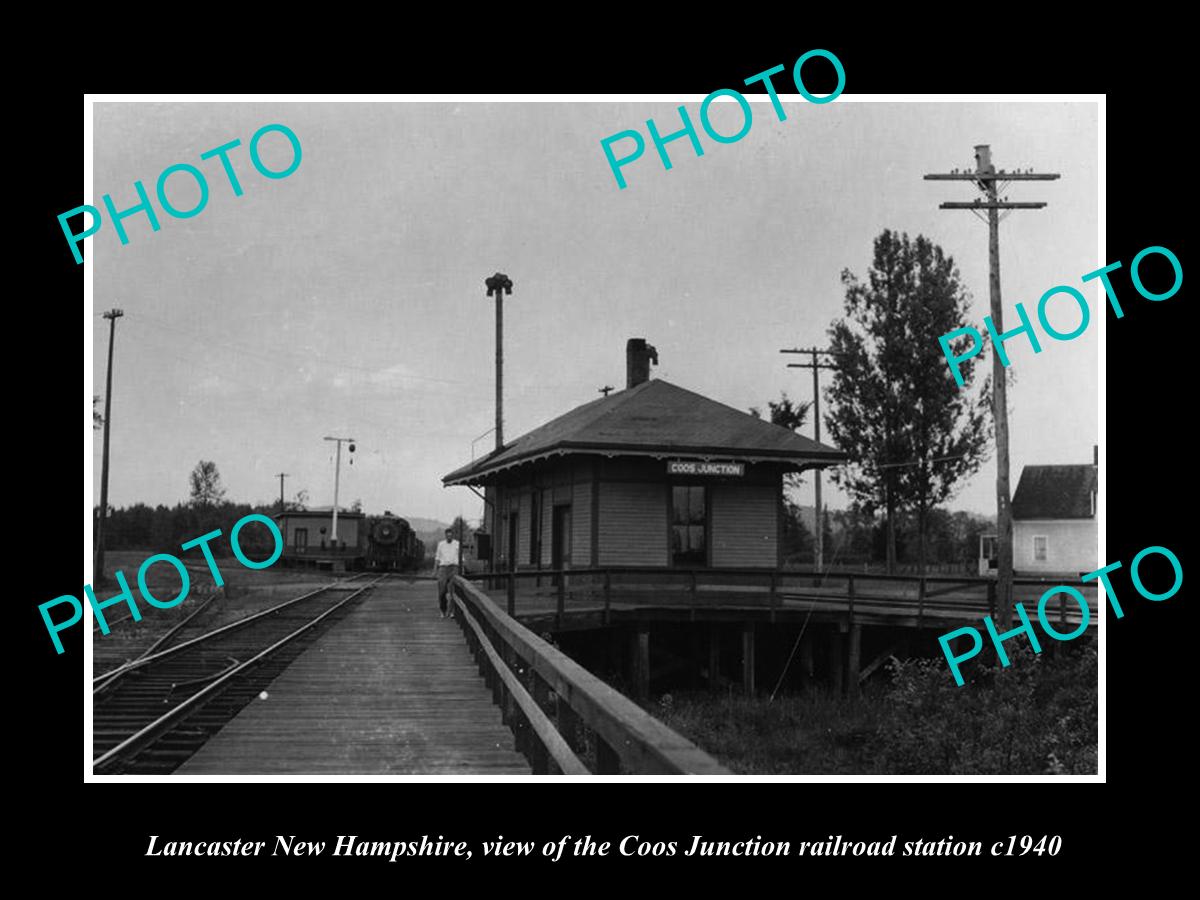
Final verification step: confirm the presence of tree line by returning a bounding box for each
[95,460,280,557]
[780,505,993,573]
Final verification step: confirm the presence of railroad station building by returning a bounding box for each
[442,340,846,574]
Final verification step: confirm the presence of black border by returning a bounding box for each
[25,21,1189,879]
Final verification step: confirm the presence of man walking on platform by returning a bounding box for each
[434,527,460,618]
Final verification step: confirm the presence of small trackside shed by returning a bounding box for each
[442,340,846,574]
[275,508,365,571]
[1011,448,1098,576]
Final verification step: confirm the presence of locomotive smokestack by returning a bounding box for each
[626,338,658,389]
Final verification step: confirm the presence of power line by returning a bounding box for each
[95,308,124,586]
[874,452,970,470]
[780,346,838,570]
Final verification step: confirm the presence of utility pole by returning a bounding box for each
[94,308,124,586]
[780,346,836,570]
[323,437,355,548]
[599,385,614,397]
[275,473,289,512]
[485,273,513,450]
[925,145,1059,627]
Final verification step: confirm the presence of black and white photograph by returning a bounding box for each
[84,94,1102,779]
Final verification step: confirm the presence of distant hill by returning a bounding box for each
[406,517,449,533]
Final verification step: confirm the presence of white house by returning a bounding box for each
[1011,449,1098,576]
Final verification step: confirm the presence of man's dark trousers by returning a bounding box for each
[437,564,459,615]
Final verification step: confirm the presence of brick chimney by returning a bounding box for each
[626,338,658,389]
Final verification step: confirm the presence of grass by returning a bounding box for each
[651,688,890,775]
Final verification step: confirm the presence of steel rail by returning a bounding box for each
[93,587,225,695]
[91,572,370,689]
[92,574,384,772]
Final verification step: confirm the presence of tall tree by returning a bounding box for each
[825,230,991,574]
[188,460,226,508]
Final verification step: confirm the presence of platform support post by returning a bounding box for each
[741,622,756,696]
[629,624,649,700]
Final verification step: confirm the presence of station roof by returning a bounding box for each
[443,378,846,486]
[1012,465,1097,520]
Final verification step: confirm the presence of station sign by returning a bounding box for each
[666,460,745,477]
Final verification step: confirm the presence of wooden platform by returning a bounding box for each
[177,581,530,775]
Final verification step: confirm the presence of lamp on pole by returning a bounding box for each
[323,436,355,549]
[485,272,513,450]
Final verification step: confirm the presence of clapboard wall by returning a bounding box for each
[486,456,783,570]
[710,483,778,567]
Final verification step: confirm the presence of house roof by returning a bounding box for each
[278,507,364,518]
[1011,465,1097,520]
[443,378,846,486]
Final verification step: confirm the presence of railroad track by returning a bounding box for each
[92,572,382,775]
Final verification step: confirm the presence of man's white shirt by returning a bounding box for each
[435,539,460,567]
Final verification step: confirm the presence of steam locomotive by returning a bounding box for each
[364,511,426,571]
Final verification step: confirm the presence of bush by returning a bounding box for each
[869,643,1097,774]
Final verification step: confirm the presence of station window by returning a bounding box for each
[529,491,541,565]
[671,485,707,567]
[1034,535,1048,562]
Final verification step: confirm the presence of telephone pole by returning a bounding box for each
[94,308,124,586]
[323,437,355,547]
[780,346,836,570]
[924,145,1059,627]
[275,473,289,512]
[485,273,513,450]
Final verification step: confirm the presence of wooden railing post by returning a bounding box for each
[507,571,516,617]
[768,571,778,623]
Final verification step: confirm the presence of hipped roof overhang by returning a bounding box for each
[443,442,845,487]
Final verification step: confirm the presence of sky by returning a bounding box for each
[90,99,1099,525]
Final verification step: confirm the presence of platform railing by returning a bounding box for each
[462,566,1099,627]
[451,576,729,776]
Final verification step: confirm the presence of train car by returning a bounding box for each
[364,511,423,571]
